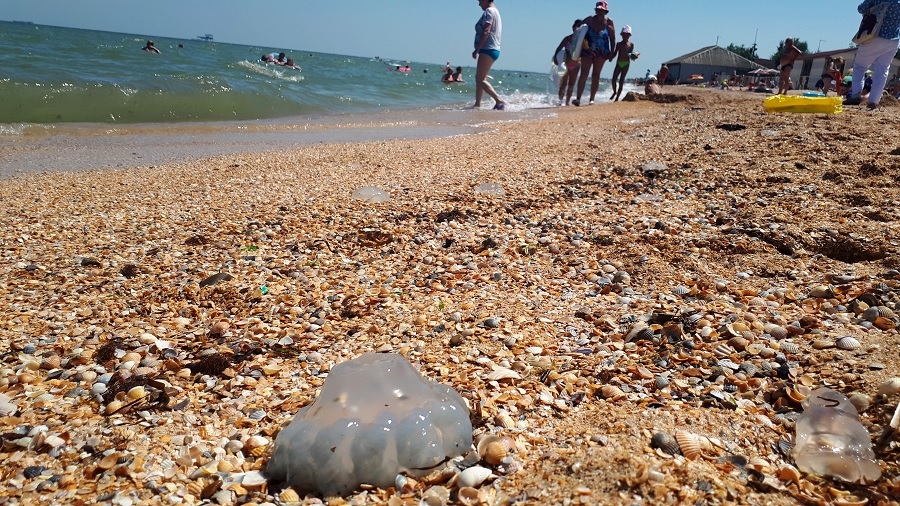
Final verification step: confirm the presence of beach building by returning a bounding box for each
[663,46,766,84]
[790,48,900,90]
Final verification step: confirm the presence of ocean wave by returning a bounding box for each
[236,60,305,82]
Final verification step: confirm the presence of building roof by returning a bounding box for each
[664,45,766,70]
[796,47,858,61]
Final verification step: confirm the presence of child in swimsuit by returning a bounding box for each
[609,25,637,101]
[553,19,584,105]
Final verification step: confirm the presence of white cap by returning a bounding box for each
[621,25,632,35]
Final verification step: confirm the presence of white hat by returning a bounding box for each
[647,75,657,81]
[621,25,632,35]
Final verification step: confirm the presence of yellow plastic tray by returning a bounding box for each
[764,95,843,114]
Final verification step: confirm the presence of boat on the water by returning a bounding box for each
[197,34,214,42]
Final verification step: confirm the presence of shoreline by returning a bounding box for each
[1,87,899,505]
[0,106,556,179]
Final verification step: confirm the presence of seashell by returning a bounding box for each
[673,285,691,296]
[745,342,766,356]
[126,386,146,400]
[876,306,896,318]
[279,488,300,503]
[654,375,670,390]
[0,402,17,417]
[121,352,142,365]
[457,486,480,506]
[624,322,655,342]
[763,324,788,340]
[738,362,759,377]
[78,370,98,383]
[787,384,811,403]
[808,285,834,299]
[780,342,800,354]
[486,366,520,381]
[812,339,835,350]
[727,336,749,351]
[90,383,108,396]
[833,495,868,506]
[105,400,124,415]
[476,434,510,466]
[835,336,860,351]
[877,377,900,396]
[40,355,61,370]
[777,463,801,483]
[713,343,735,358]
[650,432,680,456]
[674,430,701,460]
[244,435,269,450]
[873,316,896,330]
[217,460,236,473]
[861,307,880,322]
[420,485,450,506]
[238,471,267,488]
[599,385,625,401]
[717,359,739,371]
[495,412,515,429]
[98,452,120,470]
[455,465,493,488]
[848,393,872,413]
[718,455,748,467]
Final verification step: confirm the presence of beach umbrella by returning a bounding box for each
[689,74,705,81]
[749,68,778,75]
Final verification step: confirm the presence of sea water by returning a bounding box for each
[0,21,635,175]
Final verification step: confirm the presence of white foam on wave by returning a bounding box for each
[236,60,305,82]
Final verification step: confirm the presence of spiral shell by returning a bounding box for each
[835,336,860,350]
[650,432,680,456]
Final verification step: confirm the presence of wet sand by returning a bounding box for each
[1,87,899,505]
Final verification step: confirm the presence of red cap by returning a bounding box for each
[596,1,609,10]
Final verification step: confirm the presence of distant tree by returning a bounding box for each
[726,43,758,60]
[771,38,809,62]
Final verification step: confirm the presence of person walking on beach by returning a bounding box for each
[821,57,843,96]
[142,40,160,54]
[572,1,615,106]
[657,64,669,86]
[845,0,900,109]
[777,38,802,95]
[609,25,637,101]
[553,19,584,105]
[472,0,506,110]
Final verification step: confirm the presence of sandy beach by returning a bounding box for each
[2,88,900,506]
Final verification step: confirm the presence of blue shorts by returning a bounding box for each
[479,49,500,61]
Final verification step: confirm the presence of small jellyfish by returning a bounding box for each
[792,388,881,483]
[474,182,504,196]
[351,186,391,203]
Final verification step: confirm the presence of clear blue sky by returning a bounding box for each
[6,0,851,72]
